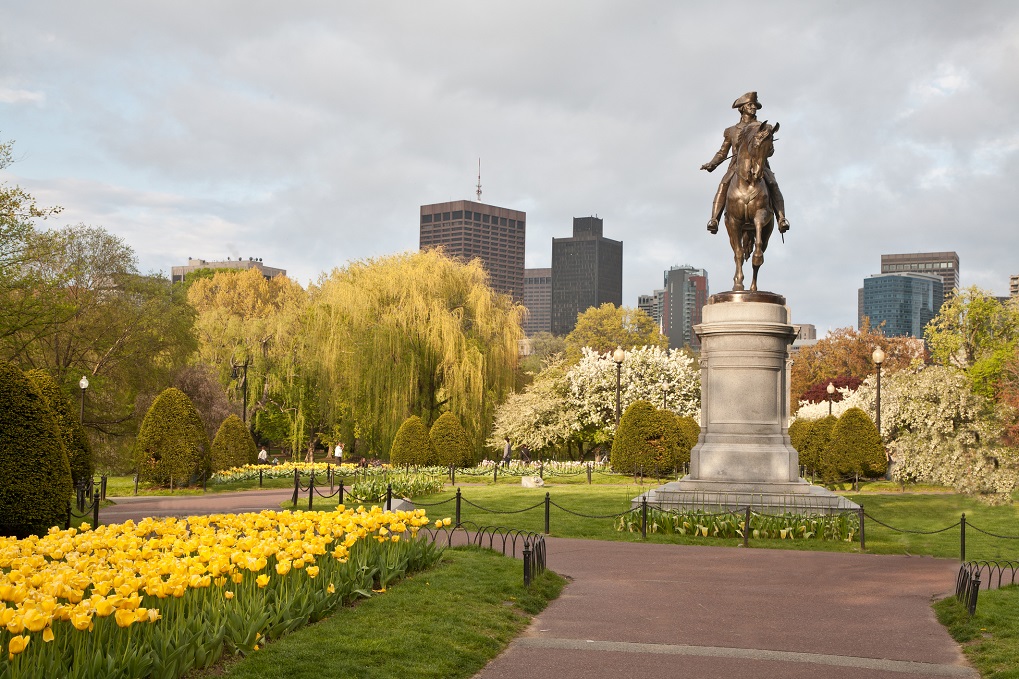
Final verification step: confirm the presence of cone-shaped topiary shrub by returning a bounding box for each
[799,415,837,479]
[390,415,436,466]
[675,414,701,471]
[787,418,811,455]
[24,369,94,488]
[611,400,684,475]
[211,414,258,471]
[135,387,211,485]
[429,412,474,468]
[0,361,73,537]
[829,407,887,479]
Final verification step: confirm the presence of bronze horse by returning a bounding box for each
[724,121,779,292]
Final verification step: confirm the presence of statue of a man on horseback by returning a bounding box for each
[700,91,790,292]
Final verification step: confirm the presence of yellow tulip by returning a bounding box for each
[306,566,319,579]
[8,634,29,659]
[42,626,54,643]
[224,591,234,600]
[114,608,135,628]
[231,573,244,584]
[443,518,451,526]
[275,560,292,576]
[70,610,92,631]
[94,599,115,617]
[256,574,270,588]
[327,583,335,594]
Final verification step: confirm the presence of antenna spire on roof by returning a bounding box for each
[475,158,482,201]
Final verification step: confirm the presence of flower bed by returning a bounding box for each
[0,507,446,678]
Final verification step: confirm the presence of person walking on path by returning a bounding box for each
[334,442,343,463]
[257,447,268,464]
[502,437,512,467]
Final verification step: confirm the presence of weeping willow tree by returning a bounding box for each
[307,250,523,457]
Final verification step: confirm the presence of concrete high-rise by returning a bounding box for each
[522,268,552,335]
[860,272,943,338]
[880,252,958,305]
[638,289,666,328]
[1010,274,1019,298]
[419,200,526,300]
[663,266,709,350]
[550,217,622,336]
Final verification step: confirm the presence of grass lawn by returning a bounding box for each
[936,586,1019,679]
[293,483,1019,560]
[195,546,565,679]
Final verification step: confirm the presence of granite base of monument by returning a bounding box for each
[634,290,857,515]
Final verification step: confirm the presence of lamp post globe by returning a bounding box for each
[612,347,625,426]
[826,381,835,416]
[872,347,885,437]
[78,375,89,424]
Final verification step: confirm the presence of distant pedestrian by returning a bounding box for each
[519,444,531,463]
[334,442,343,463]
[502,437,512,467]
[258,447,269,464]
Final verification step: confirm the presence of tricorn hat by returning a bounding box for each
[732,91,762,109]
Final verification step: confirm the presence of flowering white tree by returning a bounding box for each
[490,346,700,455]
[795,365,1019,503]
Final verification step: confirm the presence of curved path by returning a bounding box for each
[98,491,975,678]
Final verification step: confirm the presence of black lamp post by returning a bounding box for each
[78,375,89,423]
[613,347,625,426]
[826,381,835,416]
[872,347,885,437]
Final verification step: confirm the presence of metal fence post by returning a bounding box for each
[292,469,300,507]
[92,495,100,527]
[134,473,139,496]
[960,513,966,562]
[494,464,498,483]
[451,465,456,486]
[544,492,550,535]
[455,487,462,527]
[540,461,544,479]
[858,505,866,551]
[329,465,334,493]
[968,575,981,616]
[587,462,592,484]
[744,506,751,548]
[386,483,393,511]
[338,479,344,505]
[523,540,533,587]
[100,475,107,501]
[259,468,263,488]
[308,473,315,511]
[641,495,648,539]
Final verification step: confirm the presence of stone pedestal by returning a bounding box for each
[637,291,856,514]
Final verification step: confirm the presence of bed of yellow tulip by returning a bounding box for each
[0,506,447,679]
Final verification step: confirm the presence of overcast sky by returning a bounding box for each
[2,1,1016,333]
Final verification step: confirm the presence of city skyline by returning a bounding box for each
[2,2,1017,333]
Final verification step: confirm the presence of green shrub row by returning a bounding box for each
[791,407,887,484]
[390,413,476,468]
[609,400,699,475]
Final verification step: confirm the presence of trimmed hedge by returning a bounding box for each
[0,361,73,537]
[24,369,94,487]
[611,400,684,475]
[798,415,836,478]
[211,414,258,471]
[829,407,887,479]
[134,387,212,485]
[429,412,474,468]
[787,418,811,454]
[389,416,436,466]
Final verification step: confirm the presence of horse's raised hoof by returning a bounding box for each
[707,219,718,234]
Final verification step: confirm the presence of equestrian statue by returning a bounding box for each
[700,91,789,292]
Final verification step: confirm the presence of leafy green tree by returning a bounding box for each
[389,416,436,466]
[307,250,522,457]
[926,287,1019,398]
[0,360,73,537]
[429,412,474,468]
[24,369,93,487]
[787,418,811,455]
[675,414,700,470]
[610,400,684,475]
[135,388,211,485]
[564,303,666,360]
[828,407,886,479]
[211,414,258,471]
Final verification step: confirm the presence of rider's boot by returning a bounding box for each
[706,192,725,234]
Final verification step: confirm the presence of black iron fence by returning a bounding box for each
[418,522,546,586]
[955,560,1019,615]
[67,476,107,528]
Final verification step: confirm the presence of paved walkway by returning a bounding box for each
[98,491,975,678]
[476,538,975,679]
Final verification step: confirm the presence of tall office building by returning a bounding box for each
[522,268,552,335]
[1010,274,1019,298]
[171,257,285,284]
[860,272,943,338]
[419,200,526,300]
[663,266,709,350]
[637,289,666,328]
[550,217,622,336]
[880,252,958,305]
